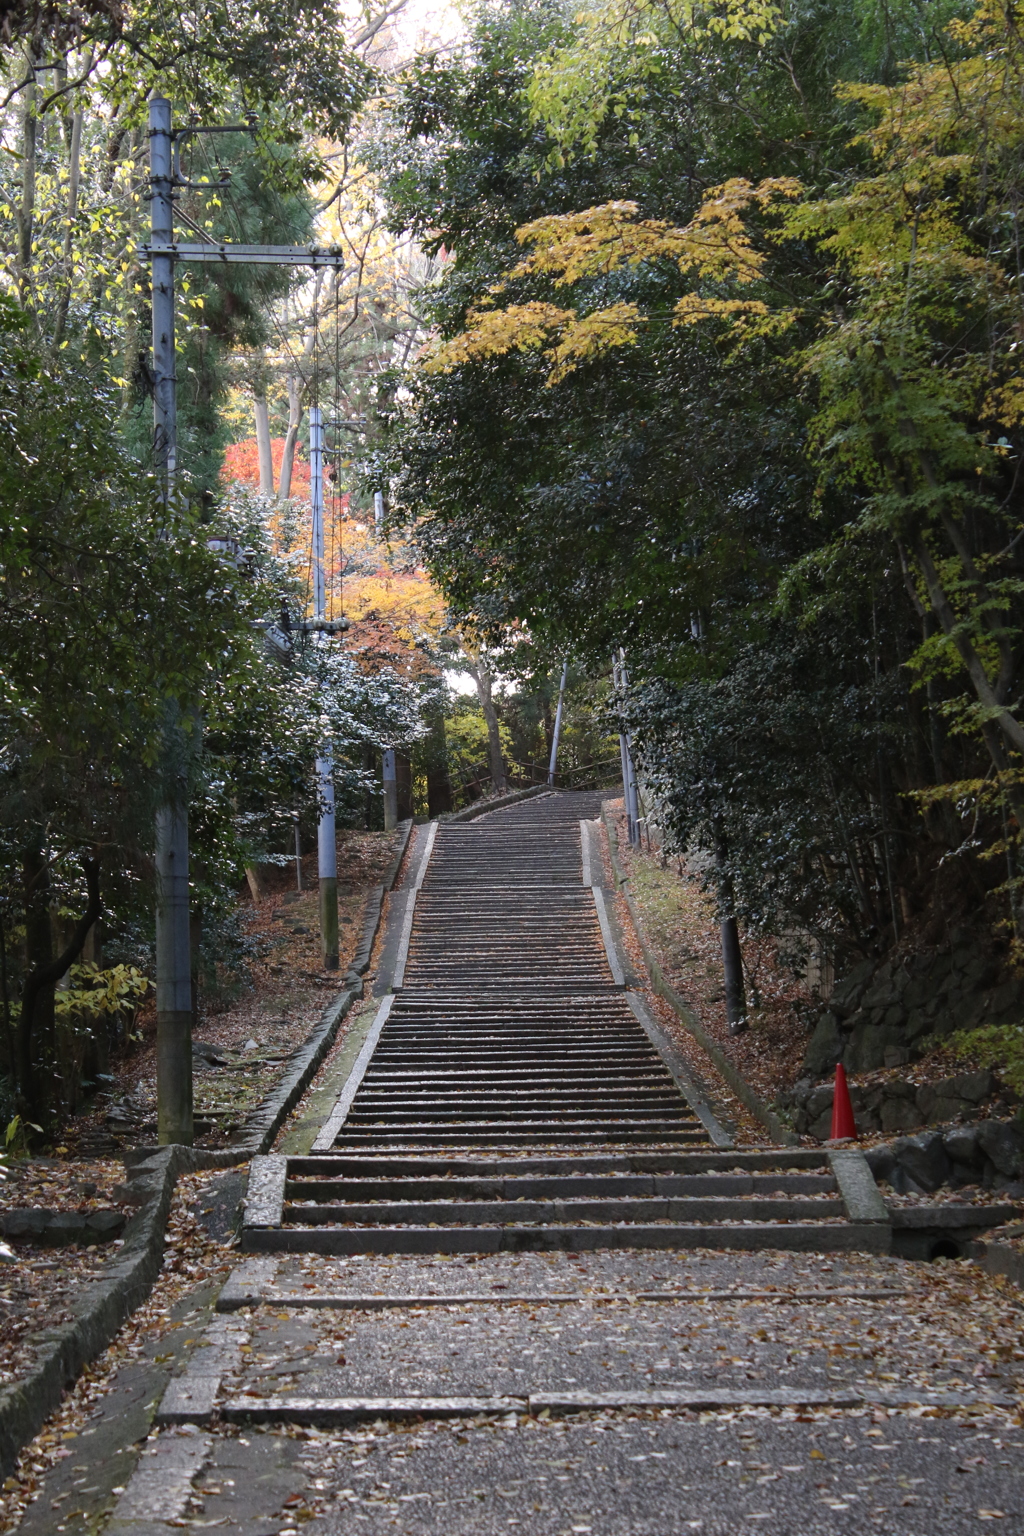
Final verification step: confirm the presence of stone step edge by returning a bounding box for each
[241,1221,892,1255]
[216,1284,909,1313]
[156,1385,1016,1427]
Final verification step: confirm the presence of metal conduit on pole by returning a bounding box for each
[547,662,568,786]
[310,405,339,971]
[150,95,193,1145]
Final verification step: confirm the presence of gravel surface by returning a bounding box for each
[224,1250,1024,1403]
[177,1400,1024,1534]
[273,1247,914,1296]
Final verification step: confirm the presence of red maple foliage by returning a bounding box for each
[222,437,311,497]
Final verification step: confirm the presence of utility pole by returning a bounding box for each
[293,810,303,891]
[143,96,361,1134]
[613,651,641,844]
[547,661,568,786]
[150,96,193,1145]
[382,749,398,831]
[310,405,339,970]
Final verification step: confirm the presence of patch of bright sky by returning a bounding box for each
[391,0,465,54]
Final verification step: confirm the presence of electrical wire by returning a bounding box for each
[189,121,360,628]
[193,130,319,617]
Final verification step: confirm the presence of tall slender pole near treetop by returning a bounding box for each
[613,650,641,844]
[150,94,193,1145]
[310,406,339,970]
[547,662,568,785]
[382,749,398,831]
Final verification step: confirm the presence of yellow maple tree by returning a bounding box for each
[424,181,800,385]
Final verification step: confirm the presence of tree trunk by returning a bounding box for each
[464,651,508,793]
[0,909,10,1080]
[278,375,303,499]
[18,851,101,1121]
[254,395,274,494]
[51,105,83,352]
[720,914,747,1036]
[714,836,747,1035]
[395,753,414,821]
[16,54,37,304]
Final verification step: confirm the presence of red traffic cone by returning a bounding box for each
[830,1062,857,1141]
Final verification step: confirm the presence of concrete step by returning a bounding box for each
[282,1197,846,1225]
[284,1172,837,1199]
[244,1221,891,1256]
[283,1150,832,1176]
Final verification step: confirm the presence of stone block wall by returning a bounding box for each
[801,931,1024,1079]
[780,1069,1008,1141]
[862,1119,1024,1196]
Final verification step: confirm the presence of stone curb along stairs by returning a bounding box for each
[0,1144,213,1479]
[0,820,414,1480]
[598,806,799,1147]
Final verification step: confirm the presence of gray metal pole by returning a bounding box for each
[311,405,339,969]
[150,95,192,1145]
[619,651,640,842]
[613,651,640,844]
[150,96,176,494]
[547,661,568,785]
[612,654,629,801]
[382,748,398,831]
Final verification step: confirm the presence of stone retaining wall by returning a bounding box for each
[861,1119,1024,1196]
[780,1069,1012,1140]
[802,933,1024,1078]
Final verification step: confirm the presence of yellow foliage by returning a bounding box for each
[424,181,799,384]
[422,302,575,371]
[53,962,151,1023]
[982,379,1024,429]
[511,181,800,287]
[546,303,642,382]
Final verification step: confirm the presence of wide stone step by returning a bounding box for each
[282,1197,846,1225]
[244,1222,890,1256]
[358,1082,679,1097]
[335,1128,713,1143]
[285,1173,837,1199]
[364,1052,675,1066]
[334,1131,714,1145]
[285,1151,831,1176]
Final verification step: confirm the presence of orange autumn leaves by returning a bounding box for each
[222,443,443,679]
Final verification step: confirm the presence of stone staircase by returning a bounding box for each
[242,1145,891,1255]
[242,791,901,1257]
